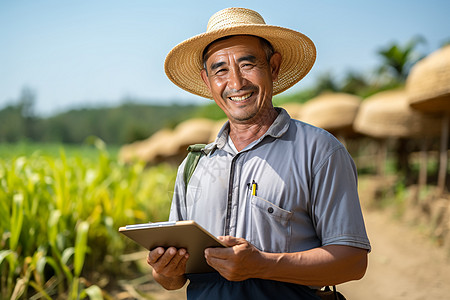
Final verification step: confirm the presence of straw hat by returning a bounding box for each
[165,7,316,99]
[406,45,450,113]
[353,89,441,139]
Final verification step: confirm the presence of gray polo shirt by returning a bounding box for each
[169,108,371,253]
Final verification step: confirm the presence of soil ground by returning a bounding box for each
[121,181,450,300]
[339,205,450,299]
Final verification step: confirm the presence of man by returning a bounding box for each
[147,7,371,299]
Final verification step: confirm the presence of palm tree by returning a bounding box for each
[340,70,370,95]
[376,35,426,83]
[313,71,340,95]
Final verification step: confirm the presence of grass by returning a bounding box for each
[0,141,177,299]
[0,140,120,160]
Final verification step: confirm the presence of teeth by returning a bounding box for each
[229,93,252,101]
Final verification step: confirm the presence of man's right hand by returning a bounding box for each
[147,247,189,290]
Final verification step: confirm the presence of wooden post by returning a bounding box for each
[377,139,387,176]
[416,138,429,203]
[437,112,449,196]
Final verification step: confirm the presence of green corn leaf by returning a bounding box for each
[0,249,15,264]
[10,194,24,251]
[36,255,63,280]
[38,256,66,295]
[0,190,9,233]
[61,247,75,265]
[81,285,103,300]
[28,281,52,300]
[48,210,61,248]
[0,250,18,298]
[74,221,89,277]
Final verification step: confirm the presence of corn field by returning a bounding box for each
[0,141,177,299]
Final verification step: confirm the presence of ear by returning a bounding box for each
[270,52,282,82]
[200,69,212,91]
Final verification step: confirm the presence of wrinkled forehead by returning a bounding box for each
[202,35,269,64]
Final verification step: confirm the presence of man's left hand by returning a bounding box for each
[204,236,263,281]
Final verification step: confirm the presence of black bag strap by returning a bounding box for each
[316,285,346,300]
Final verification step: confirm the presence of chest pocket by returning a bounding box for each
[250,196,293,253]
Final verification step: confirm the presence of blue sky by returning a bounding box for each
[1,0,449,115]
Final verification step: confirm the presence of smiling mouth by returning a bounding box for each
[228,92,253,102]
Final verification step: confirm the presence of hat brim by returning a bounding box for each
[164,24,316,99]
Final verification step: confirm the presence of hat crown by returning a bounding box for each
[207,7,266,32]
[165,7,316,99]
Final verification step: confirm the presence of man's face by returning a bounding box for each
[201,35,281,125]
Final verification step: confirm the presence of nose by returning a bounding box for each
[227,67,246,91]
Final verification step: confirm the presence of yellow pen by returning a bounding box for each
[252,180,257,196]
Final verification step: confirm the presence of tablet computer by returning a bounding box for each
[119,220,226,274]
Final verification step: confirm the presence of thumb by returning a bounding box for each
[218,235,242,246]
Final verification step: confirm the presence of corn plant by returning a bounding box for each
[0,141,177,299]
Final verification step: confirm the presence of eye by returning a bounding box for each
[241,63,254,70]
[214,68,227,75]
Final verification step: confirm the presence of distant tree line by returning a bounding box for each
[0,89,202,145]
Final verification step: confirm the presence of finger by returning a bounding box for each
[205,246,233,259]
[147,247,165,265]
[217,236,242,246]
[169,248,188,268]
[149,247,179,273]
[158,247,178,268]
[157,248,189,277]
[205,253,231,273]
[206,236,247,258]
[175,249,190,270]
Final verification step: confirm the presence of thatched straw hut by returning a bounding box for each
[209,119,228,143]
[407,45,450,113]
[280,102,303,120]
[301,93,361,144]
[118,129,177,164]
[119,118,215,165]
[406,45,450,195]
[354,89,440,139]
[171,118,215,153]
[354,89,441,176]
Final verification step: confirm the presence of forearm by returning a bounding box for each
[152,269,187,290]
[258,245,368,286]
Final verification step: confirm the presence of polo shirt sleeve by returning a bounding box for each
[310,146,371,252]
[168,160,188,222]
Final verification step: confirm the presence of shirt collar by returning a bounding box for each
[213,107,291,152]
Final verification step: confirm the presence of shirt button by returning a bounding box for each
[267,207,274,214]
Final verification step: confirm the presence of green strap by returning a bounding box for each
[183,144,207,192]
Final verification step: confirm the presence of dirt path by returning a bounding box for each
[145,204,450,300]
[339,205,450,299]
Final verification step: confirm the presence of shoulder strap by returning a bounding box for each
[183,144,207,191]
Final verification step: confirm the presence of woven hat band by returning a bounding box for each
[207,8,266,32]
